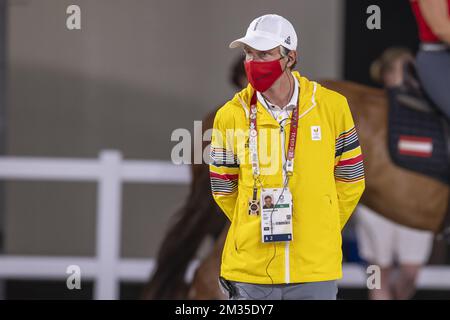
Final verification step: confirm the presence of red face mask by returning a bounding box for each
[244,57,284,92]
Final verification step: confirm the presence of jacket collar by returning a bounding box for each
[256,75,299,112]
[235,71,318,127]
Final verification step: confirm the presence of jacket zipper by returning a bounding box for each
[280,125,290,284]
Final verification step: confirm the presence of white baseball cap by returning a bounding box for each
[229,14,298,51]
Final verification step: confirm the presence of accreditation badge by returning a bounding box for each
[260,188,293,243]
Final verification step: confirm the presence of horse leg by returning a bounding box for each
[141,168,226,299]
[187,223,229,300]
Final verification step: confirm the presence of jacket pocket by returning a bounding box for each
[234,214,261,254]
[323,194,340,230]
[323,193,341,248]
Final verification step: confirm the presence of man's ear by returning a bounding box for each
[287,51,297,68]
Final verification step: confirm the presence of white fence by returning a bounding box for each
[0,150,190,299]
[0,150,449,299]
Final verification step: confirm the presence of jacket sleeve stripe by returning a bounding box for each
[210,177,238,194]
[210,147,239,165]
[335,154,364,182]
[336,153,363,166]
[210,145,239,195]
[335,126,360,157]
[210,172,239,181]
[335,176,365,183]
[210,162,240,168]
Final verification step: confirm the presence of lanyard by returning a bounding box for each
[248,91,299,179]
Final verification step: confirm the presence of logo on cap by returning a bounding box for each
[285,36,291,45]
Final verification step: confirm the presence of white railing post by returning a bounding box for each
[94,150,123,300]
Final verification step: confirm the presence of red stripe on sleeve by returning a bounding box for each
[209,172,239,180]
[336,154,364,166]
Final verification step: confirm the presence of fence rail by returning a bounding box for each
[0,150,190,299]
[0,150,449,299]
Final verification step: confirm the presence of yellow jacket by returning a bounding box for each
[209,71,365,284]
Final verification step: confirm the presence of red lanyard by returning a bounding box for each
[249,91,299,176]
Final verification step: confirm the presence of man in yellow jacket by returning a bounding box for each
[210,14,365,300]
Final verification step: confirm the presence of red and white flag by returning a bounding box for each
[398,135,433,158]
